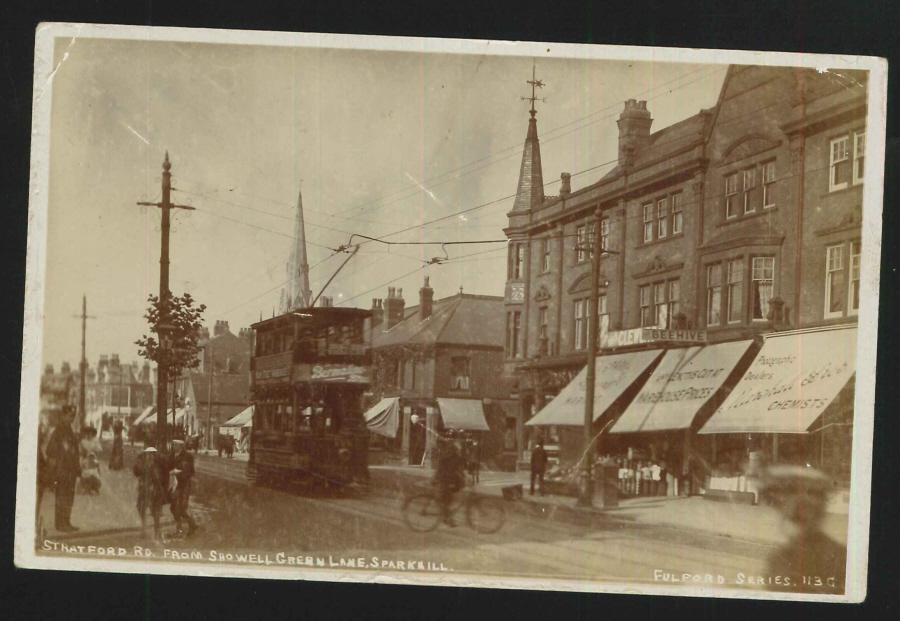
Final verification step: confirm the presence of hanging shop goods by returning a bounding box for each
[248,307,372,490]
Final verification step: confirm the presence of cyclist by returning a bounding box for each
[434,431,465,527]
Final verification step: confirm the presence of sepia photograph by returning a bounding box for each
[15,23,886,603]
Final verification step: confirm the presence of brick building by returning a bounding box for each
[505,64,868,486]
[365,278,519,469]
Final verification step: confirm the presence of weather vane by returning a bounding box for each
[521,62,545,118]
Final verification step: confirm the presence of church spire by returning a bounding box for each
[280,184,313,314]
[511,64,545,213]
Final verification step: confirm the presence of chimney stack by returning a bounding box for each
[44,364,54,376]
[383,287,406,329]
[214,320,231,337]
[616,99,652,168]
[61,362,71,375]
[239,327,252,340]
[420,276,434,321]
[560,172,571,196]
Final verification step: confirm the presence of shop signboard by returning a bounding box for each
[700,327,858,434]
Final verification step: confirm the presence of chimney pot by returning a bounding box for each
[560,172,572,196]
[420,277,435,321]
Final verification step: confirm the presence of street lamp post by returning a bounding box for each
[575,211,618,508]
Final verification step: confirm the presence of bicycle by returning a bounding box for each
[402,484,506,534]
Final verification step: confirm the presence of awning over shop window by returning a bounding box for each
[364,397,400,438]
[223,406,253,428]
[436,398,490,431]
[610,340,754,433]
[142,408,186,426]
[526,349,664,427]
[699,326,858,435]
[132,406,156,426]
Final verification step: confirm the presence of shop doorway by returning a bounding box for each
[408,407,427,465]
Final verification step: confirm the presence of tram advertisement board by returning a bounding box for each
[252,352,293,386]
[294,363,371,384]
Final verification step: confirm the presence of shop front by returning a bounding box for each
[605,339,757,499]
[363,396,491,467]
[698,325,858,501]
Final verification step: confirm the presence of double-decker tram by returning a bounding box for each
[248,306,371,491]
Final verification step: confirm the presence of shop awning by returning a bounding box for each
[436,398,490,431]
[699,326,858,435]
[222,406,254,428]
[142,408,186,426]
[364,397,400,438]
[526,349,664,427]
[131,406,156,426]
[610,340,754,433]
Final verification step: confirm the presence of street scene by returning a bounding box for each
[20,26,882,601]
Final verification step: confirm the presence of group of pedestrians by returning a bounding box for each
[133,438,199,542]
[37,407,199,542]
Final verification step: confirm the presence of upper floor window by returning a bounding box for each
[450,357,470,391]
[600,218,610,252]
[831,131,865,191]
[727,259,744,323]
[725,173,739,219]
[825,241,861,319]
[641,280,679,328]
[639,285,653,327]
[751,257,775,321]
[576,221,601,262]
[762,161,776,208]
[707,264,722,326]
[576,225,587,262]
[538,307,549,342]
[541,238,551,273]
[643,195,679,243]
[742,168,756,214]
[508,243,526,280]
[671,193,683,235]
[573,296,606,351]
[506,311,521,358]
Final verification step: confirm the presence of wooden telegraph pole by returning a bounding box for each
[72,295,96,432]
[138,152,194,449]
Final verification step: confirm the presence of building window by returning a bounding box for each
[639,285,653,327]
[854,132,866,185]
[727,259,744,324]
[515,244,525,279]
[643,204,653,243]
[576,225,587,262]
[654,282,666,327]
[743,168,756,214]
[450,357,470,391]
[668,280,680,326]
[573,300,584,350]
[830,135,851,191]
[825,245,845,318]
[657,198,668,239]
[725,173,739,219]
[707,264,722,326]
[506,311,521,358]
[539,307,549,343]
[762,161,776,208]
[850,241,861,315]
[600,218,610,252]
[541,238,551,273]
[751,257,775,320]
[825,241,862,319]
[671,193,683,235]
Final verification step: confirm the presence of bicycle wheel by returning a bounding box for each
[402,493,442,533]
[466,495,506,534]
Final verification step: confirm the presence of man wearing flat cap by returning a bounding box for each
[168,439,198,536]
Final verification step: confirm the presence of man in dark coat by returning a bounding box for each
[530,440,548,496]
[45,408,81,532]
[433,434,465,526]
[168,439,199,536]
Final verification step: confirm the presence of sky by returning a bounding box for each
[41,36,726,369]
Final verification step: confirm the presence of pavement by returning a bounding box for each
[368,464,850,548]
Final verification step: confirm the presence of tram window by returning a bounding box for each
[285,405,294,433]
[296,406,311,431]
[274,404,284,432]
